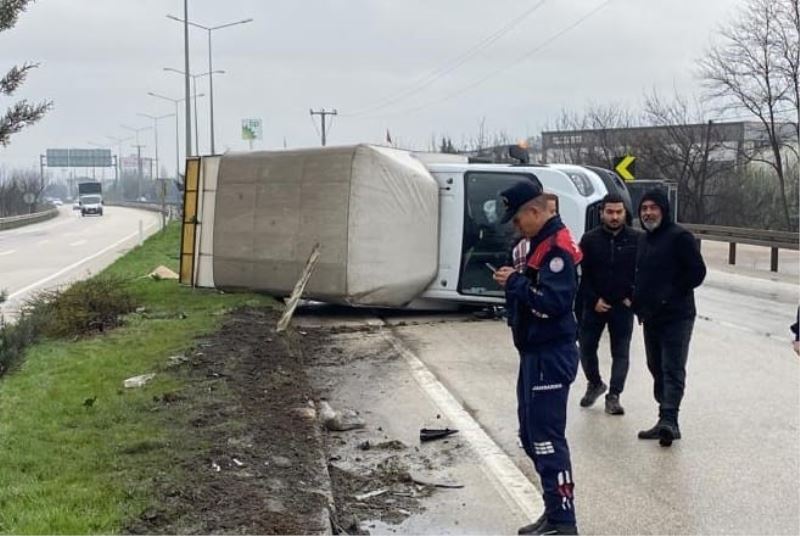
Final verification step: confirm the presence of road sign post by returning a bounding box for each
[241,118,263,150]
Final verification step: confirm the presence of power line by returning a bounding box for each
[344,0,548,117]
[358,0,612,119]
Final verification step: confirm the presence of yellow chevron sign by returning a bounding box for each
[614,155,636,181]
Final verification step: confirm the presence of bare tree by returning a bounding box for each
[698,0,799,228]
[640,92,739,224]
[0,0,51,147]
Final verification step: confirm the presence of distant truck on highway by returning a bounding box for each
[77,181,103,217]
[178,145,631,308]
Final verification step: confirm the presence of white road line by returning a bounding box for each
[6,222,159,302]
[37,240,50,246]
[382,331,544,521]
[69,239,88,247]
[0,249,16,256]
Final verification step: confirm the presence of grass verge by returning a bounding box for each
[0,223,275,534]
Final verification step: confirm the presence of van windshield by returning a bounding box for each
[459,172,542,297]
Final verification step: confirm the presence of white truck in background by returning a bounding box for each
[77,181,103,217]
[179,144,631,308]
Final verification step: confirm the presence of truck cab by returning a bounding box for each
[415,159,621,306]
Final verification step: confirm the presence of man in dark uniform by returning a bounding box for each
[578,193,641,415]
[633,189,706,447]
[494,181,582,536]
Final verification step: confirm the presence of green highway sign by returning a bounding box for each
[46,148,113,168]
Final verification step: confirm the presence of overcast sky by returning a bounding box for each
[0,0,743,175]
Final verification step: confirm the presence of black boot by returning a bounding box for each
[658,410,681,447]
[639,419,681,441]
[659,421,680,447]
[637,422,662,440]
[579,381,607,407]
[604,394,625,415]
[530,520,579,535]
[518,513,546,534]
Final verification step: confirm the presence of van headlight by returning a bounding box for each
[565,171,594,197]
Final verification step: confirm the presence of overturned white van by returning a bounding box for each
[179,144,630,308]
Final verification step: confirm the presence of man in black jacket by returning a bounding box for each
[578,193,641,415]
[633,189,706,447]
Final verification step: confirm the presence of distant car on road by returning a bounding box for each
[80,195,103,217]
[73,200,81,211]
[51,198,63,206]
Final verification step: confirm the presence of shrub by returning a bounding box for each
[24,276,138,339]
[0,277,137,375]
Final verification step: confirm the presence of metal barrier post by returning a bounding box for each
[728,242,737,265]
[770,247,779,272]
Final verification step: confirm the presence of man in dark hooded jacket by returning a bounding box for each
[633,189,706,447]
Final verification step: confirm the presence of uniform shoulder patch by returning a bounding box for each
[549,256,565,273]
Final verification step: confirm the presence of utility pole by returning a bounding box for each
[309,108,338,146]
[132,144,146,200]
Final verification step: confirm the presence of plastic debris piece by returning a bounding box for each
[123,373,156,389]
[419,427,459,442]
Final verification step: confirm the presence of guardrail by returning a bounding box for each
[685,223,799,272]
[105,200,181,221]
[0,208,59,231]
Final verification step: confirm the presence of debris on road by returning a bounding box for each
[166,354,188,367]
[358,440,407,451]
[123,373,156,389]
[319,400,366,431]
[419,427,459,442]
[353,488,389,502]
[148,265,179,280]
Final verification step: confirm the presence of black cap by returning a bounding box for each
[499,180,542,224]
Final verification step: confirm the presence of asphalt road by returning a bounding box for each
[382,268,799,534]
[0,205,162,319]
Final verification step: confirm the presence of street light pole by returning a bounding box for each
[183,0,191,157]
[207,29,215,154]
[106,134,133,190]
[164,67,224,156]
[167,14,253,155]
[148,90,206,184]
[138,112,175,182]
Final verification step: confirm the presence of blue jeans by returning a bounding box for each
[517,342,578,525]
[643,318,695,422]
[579,306,634,395]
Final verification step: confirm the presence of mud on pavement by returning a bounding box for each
[126,307,464,535]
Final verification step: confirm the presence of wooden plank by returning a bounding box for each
[277,244,322,333]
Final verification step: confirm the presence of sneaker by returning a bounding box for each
[529,520,579,535]
[518,513,546,534]
[604,394,625,415]
[638,422,681,441]
[579,381,607,407]
[659,422,680,447]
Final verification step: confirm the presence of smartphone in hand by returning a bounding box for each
[485,262,498,273]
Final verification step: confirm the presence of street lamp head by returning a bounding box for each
[166,14,182,22]
[164,67,185,75]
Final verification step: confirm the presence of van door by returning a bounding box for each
[459,171,542,298]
